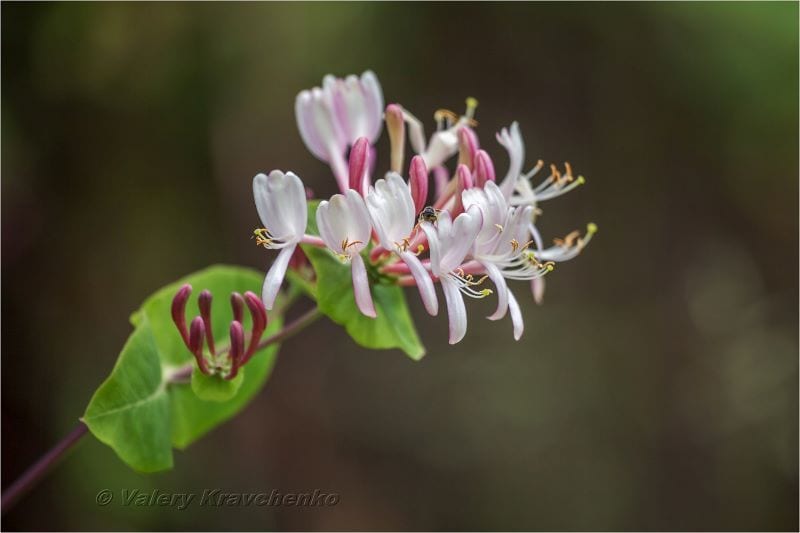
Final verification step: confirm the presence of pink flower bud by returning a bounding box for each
[226,321,245,380]
[230,292,244,323]
[473,150,496,186]
[408,155,429,214]
[189,317,210,375]
[171,284,192,347]
[348,137,370,195]
[198,289,216,356]
[457,164,474,190]
[243,291,268,361]
[385,103,406,173]
[457,127,479,169]
[454,164,474,215]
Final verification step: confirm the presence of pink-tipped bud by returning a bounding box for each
[242,291,268,362]
[230,292,245,323]
[385,103,406,173]
[226,321,245,380]
[457,127,479,169]
[454,164,474,215]
[348,137,370,195]
[409,155,429,214]
[456,164,474,190]
[189,317,210,375]
[474,150,496,187]
[433,166,449,198]
[171,284,192,347]
[198,289,216,356]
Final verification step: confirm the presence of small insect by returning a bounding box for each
[418,206,440,224]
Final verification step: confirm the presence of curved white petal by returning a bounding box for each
[360,70,384,142]
[531,277,545,305]
[253,171,307,241]
[441,277,467,344]
[441,205,483,272]
[507,288,524,340]
[262,245,295,310]
[483,261,509,320]
[497,122,525,199]
[400,251,438,316]
[420,221,443,277]
[351,253,376,318]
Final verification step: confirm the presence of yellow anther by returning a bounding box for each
[434,109,460,123]
[494,223,504,232]
[340,238,363,253]
[510,238,520,252]
[253,227,271,247]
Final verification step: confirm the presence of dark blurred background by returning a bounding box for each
[2,2,797,531]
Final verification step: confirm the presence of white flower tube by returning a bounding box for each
[366,174,439,316]
[253,171,308,310]
[316,190,377,318]
[421,205,485,344]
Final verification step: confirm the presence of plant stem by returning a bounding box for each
[1,422,88,514]
[1,305,322,514]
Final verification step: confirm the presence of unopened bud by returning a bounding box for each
[408,156,429,214]
[454,164,474,215]
[226,321,245,380]
[348,137,370,195]
[385,104,406,173]
[474,150,496,186]
[457,127,479,169]
[230,292,245,323]
[198,290,216,356]
[243,291,268,362]
[171,284,192,347]
[189,316,210,374]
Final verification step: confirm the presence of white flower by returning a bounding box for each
[402,98,478,169]
[462,181,551,340]
[295,71,383,190]
[421,205,486,344]
[316,190,377,318]
[253,171,308,310]
[366,174,439,316]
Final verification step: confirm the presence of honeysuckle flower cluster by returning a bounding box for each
[253,70,596,345]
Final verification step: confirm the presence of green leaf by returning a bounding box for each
[301,245,425,360]
[83,265,283,471]
[82,316,172,471]
[191,368,245,402]
[298,199,425,360]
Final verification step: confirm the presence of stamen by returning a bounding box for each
[494,223,504,232]
[554,230,581,248]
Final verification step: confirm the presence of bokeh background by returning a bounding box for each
[2,2,797,531]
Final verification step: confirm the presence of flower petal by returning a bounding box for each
[351,253,376,318]
[441,205,483,272]
[483,261,509,321]
[507,288,524,340]
[262,245,295,310]
[497,122,525,199]
[400,250,438,316]
[441,276,468,344]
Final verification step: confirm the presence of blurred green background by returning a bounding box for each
[2,2,797,531]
